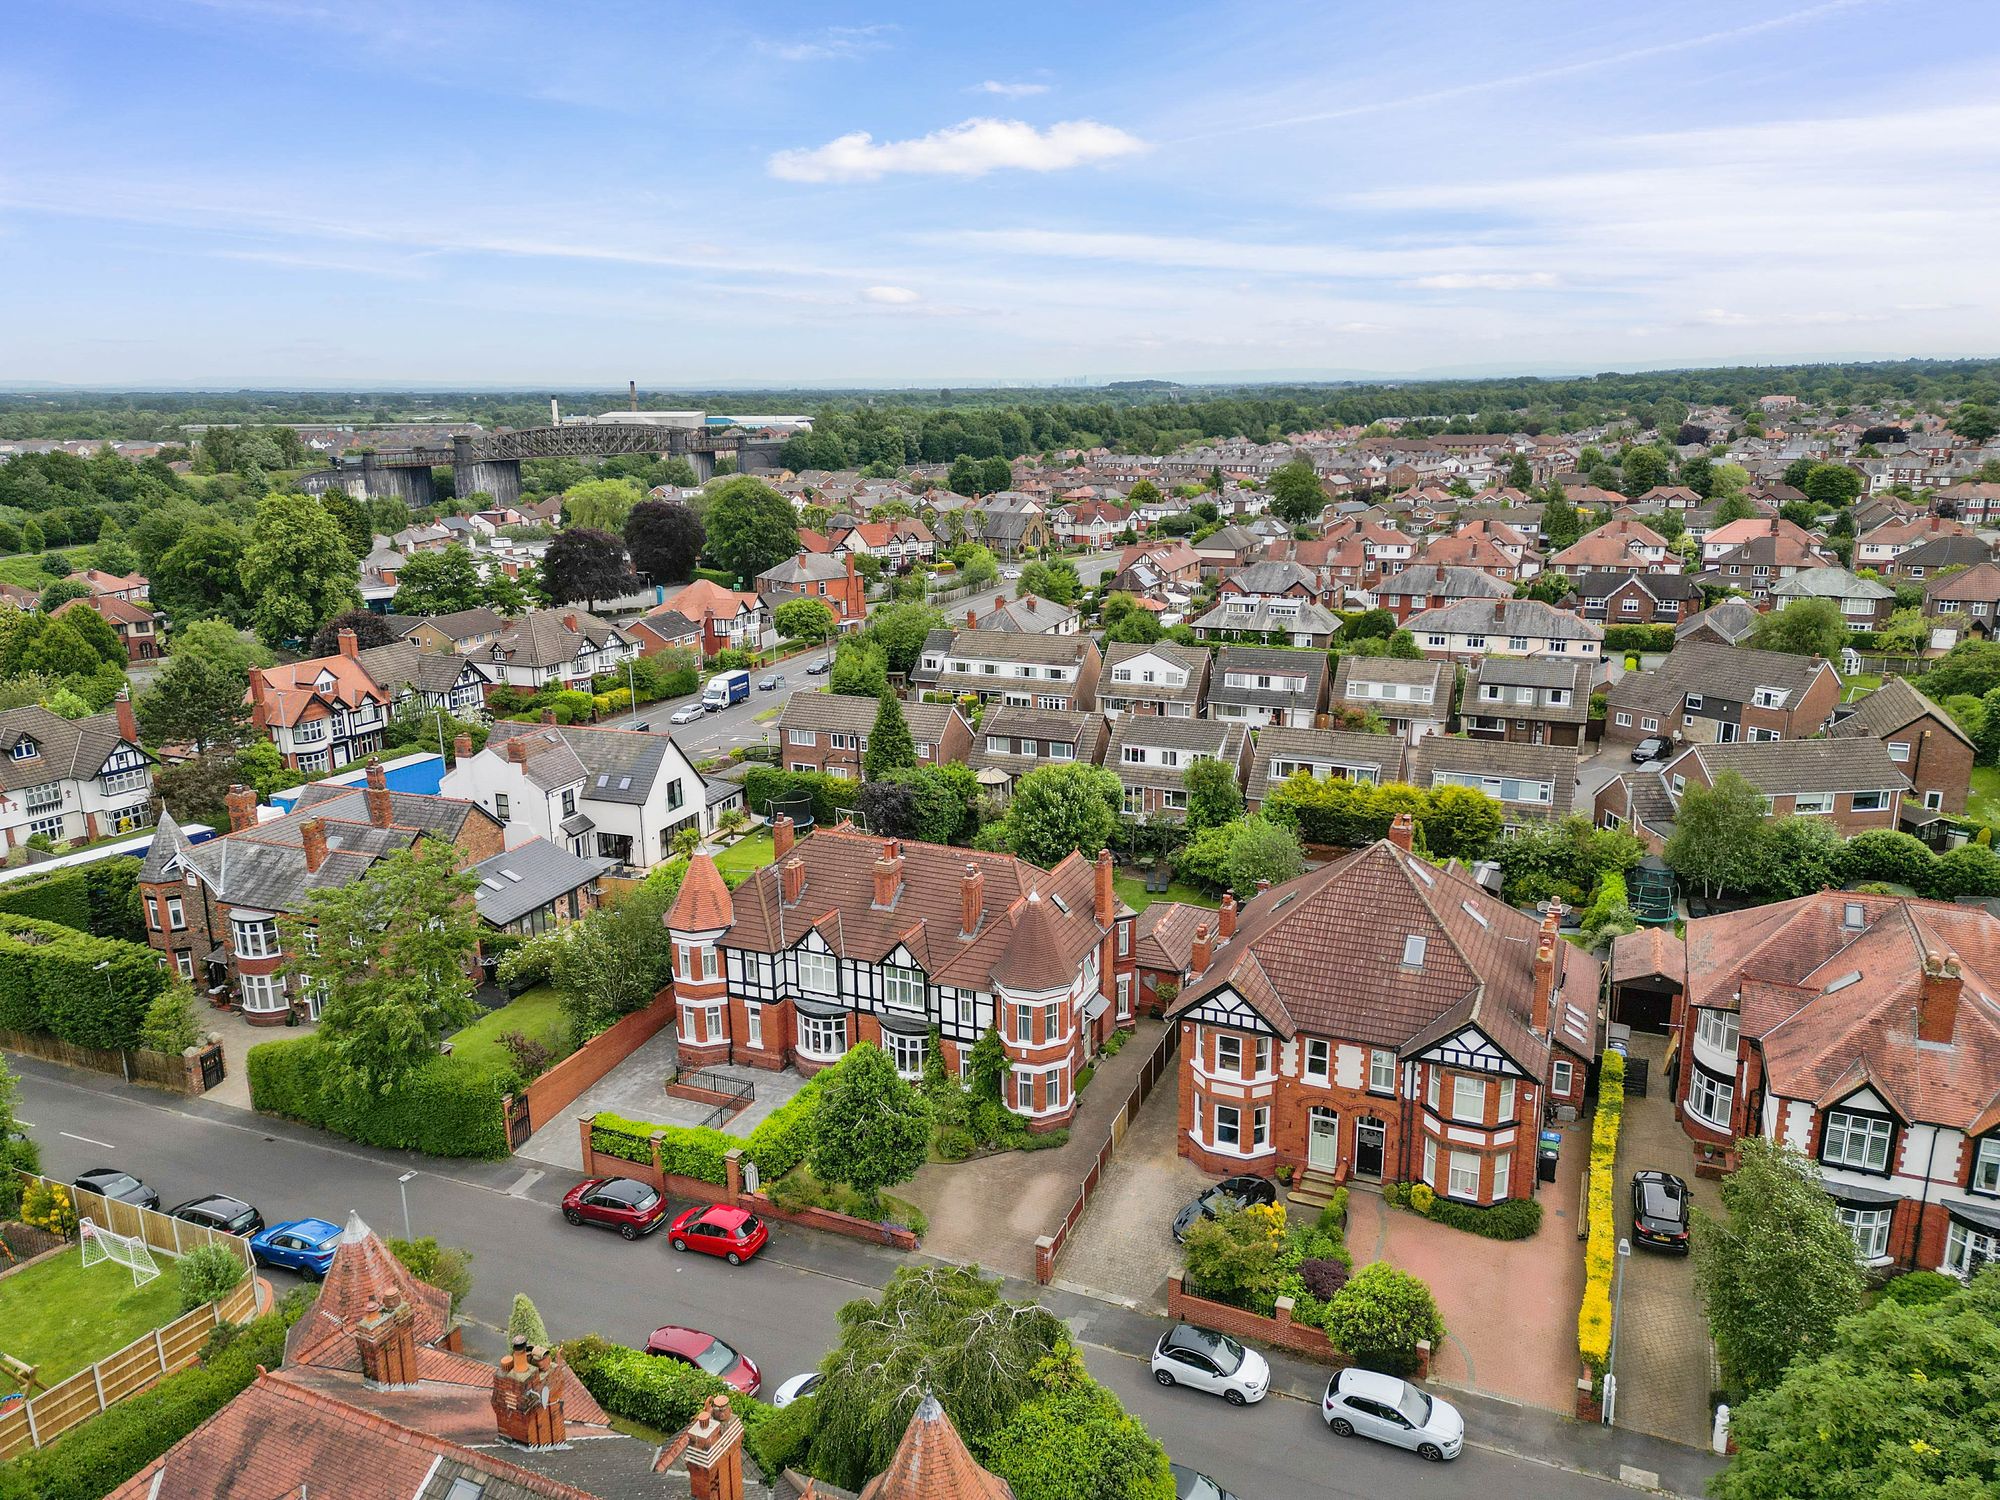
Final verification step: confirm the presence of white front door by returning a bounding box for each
[1308,1108,1340,1172]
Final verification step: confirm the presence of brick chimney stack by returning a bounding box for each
[453,732,473,761]
[966,608,978,629]
[353,1297,417,1390]
[1219,890,1238,940]
[506,735,531,764]
[1387,811,1415,852]
[337,626,359,658]
[1531,907,1560,1035]
[364,760,393,829]
[115,687,138,744]
[224,783,257,834]
[301,817,328,874]
[781,855,805,905]
[1918,951,1962,1044]
[1094,847,1114,926]
[247,671,267,731]
[681,1394,745,1500]
[491,1335,566,1450]
[562,613,578,631]
[772,814,795,859]
[874,840,903,907]
[1191,921,1213,975]
[961,862,984,937]
[542,708,558,725]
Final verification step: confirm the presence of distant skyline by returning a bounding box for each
[2,1,1995,386]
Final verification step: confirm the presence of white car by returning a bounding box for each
[669,703,705,725]
[1000,567,1022,579]
[1149,1323,1269,1406]
[771,1371,822,1408]
[1321,1368,1464,1461]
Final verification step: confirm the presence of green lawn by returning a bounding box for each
[1841,672,1883,703]
[1112,871,1219,913]
[713,831,776,879]
[450,984,572,1073]
[1969,767,2000,825]
[0,1247,186,1392]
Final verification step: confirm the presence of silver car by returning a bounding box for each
[1321,1367,1464,1461]
[669,703,705,725]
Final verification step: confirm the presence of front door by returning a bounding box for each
[1355,1117,1386,1180]
[1308,1108,1340,1172]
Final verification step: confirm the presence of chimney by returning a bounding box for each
[364,760,392,828]
[845,552,856,579]
[491,1335,567,1450]
[873,841,903,907]
[781,855,805,906]
[966,608,978,629]
[337,626,359,658]
[772,814,795,859]
[506,735,531,765]
[1387,810,1415,851]
[1255,878,1271,897]
[353,1297,418,1390]
[1094,847,1114,926]
[681,1394,745,1500]
[1918,951,1962,1044]
[224,783,257,834]
[1532,908,1560,1035]
[301,817,328,874]
[1191,921,1213,976]
[453,732,473,761]
[629,377,638,412]
[1219,890,1238,940]
[114,687,139,744]
[247,671,267,730]
[561,612,578,632]
[961,862,984,936]
[542,708,558,725]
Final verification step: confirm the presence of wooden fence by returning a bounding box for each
[1035,1022,1180,1284]
[14,1175,258,1270]
[0,1029,220,1096]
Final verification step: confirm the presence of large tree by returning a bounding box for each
[623,499,705,584]
[1749,597,1846,657]
[308,609,396,658]
[139,652,251,751]
[702,475,799,583]
[1692,1137,1866,1397]
[281,838,480,1100]
[1266,458,1327,526]
[829,639,888,697]
[318,491,374,557]
[241,491,361,649]
[391,545,485,615]
[542,862,680,1041]
[1182,758,1243,832]
[541,527,634,608]
[773,597,838,645]
[864,691,916,780]
[806,1042,930,1208]
[1016,560,1081,606]
[561,477,644,532]
[1006,763,1121,868]
[151,518,250,626]
[1665,770,1770,898]
[860,601,947,676]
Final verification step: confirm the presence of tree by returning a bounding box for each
[38,579,89,612]
[1102,591,1162,644]
[1758,815,1844,899]
[16,615,106,677]
[1665,771,1769,898]
[307,609,395,658]
[951,542,999,590]
[1750,597,1846,657]
[153,518,250,625]
[1948,404,1997,444]
[1416,783,1503,860]
[773,597,838,645]
[1016,559,1080,606]
[1710,462,1750,502]
[1267,458,1327,526]
[864,691,916,779]
[1712,1266,1999,1500]
[561,477,644,532]
[281,838,480,1100]
[137,980,204,1054]
[860,602,947,676]
[541,527,634,608]
[1802,462,1863,510]
[829,639,888,697]
[1678,454,1715,498]
[1183,758,1243,832]
[139,651,252,751]
[1540,488,1582,548]
[241,491,360,648]
[806,1042,930,1208]
[388,1236,476,1314]
[1505,454,1534,489]
[542,862,681,1040]
[1619,445,1669,494]
[391,545,484,615]
[1006,763,1120,868]
[507,1293,551,1347]
[1877,605,1930,654]
[703,476,799,582]
[1181,1202,1290,1305]
[981,1344,1175,1500]
[151,750,242,825]
[1691,1137,1865,1396]
[623,500,704,584]
[319,490,373,557]
[1324,1262,1448,1378]
[1922,638,2000,699]
[1125,479,1162,508]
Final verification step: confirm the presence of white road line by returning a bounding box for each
[60,1130,116,1148]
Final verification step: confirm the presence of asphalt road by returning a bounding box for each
[10,1055,1710,1500]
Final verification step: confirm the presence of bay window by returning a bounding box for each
[1215,1032,1242,1074]
[1687,1064,1734,1129]
[1944,1220,1998,1280]
[1451,1075,1486,1123]
[1837,1204,1894,1261]
[239,973,286,1015]
[1215,1104,1241,1148]
[1695,1008,1740,1053]
[232,916,279,960]
[1448,1150,1481,1199]
[798,1014,846,1059]
[887,1030,927,1079]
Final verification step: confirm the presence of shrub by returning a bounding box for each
[935,1125,976,1160]
[1315,1187,1349,1236]
[1878,1270,1959,1307]
[746,1390,815,1477]
[21,1177,77,1236]
[388,1235,474,1313]
[497,1029,556,1080]
[1299,1257,1351,1300]
[0,857,143,938]
[1408,1182,1435,1215]
[1578,1051,1625,1377]
[507,1293,550,1345]
[1422,1195,1544,1240]
[561,1333,743,1433]
[1602,624,1676,652]
[137,982,205,1055]
[246,1035,515,1158]
[0,914,166,1050]
[174,1243,247,1313]
[1181,1202,1289,1306]
[1324,1262,1446,1376]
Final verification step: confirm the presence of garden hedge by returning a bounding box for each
[1601,624,1677,652]
[247,1035,516,1159]
[742,767,862,826]
[563,1333,776,1464]
[590,1065,828,1183]
[0,912,165,1050]
[0,856,142,940]
[1577,1051,1626,1378]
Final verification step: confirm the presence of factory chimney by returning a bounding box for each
[549,397,560,425]
[630,379,639,412]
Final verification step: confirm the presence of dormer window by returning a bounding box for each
[8,738,37,761]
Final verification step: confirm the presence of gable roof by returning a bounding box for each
[1409,738,1578,817]
[1669,738,1910,795]
[1829,677,1974,749]
[0,703,143,791]
[1248,725,1406,789]
[776,692,966,744]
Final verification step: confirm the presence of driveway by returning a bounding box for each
[1576,742,1632,808]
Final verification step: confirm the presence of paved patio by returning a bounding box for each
[201,1005,307,1111]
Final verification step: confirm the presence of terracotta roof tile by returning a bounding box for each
[668,853,734,933]
[858,1395,1014,1500]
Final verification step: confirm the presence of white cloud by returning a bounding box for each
[863,285,921,304]
[1405,272,1557,291]
[975,80,1050,97]
[758,24,894,63]
[769,118,1146,182]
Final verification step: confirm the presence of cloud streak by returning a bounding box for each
[975,79,1050,97]
[769,117,1146,182]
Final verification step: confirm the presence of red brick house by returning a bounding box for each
[1601,641,1841,746]
[1570,570,1702,625]
[1597,739,1909,852]
[53,593,161,661]
[1164,816,1597,1194]
[1923,560,2000,635]
[756,550,867,625]
[775,693,973,778]
[1828,677,1976,818]
[1547,520,1677,576]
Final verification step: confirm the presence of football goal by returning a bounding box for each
[78,1216,162,1288]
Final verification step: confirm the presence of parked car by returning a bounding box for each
[168,1194,265,1235]
[667,1204,768,1264]
[1631,1169,1691,1252]
[1001,567,1022,579]
[562,1177,669,1240]
[1149,1323,1269,1406]
[645,1325,761,1395]
[1630,736,1672,763]
[1170,1463,1240,1500]
[1171,1175,1277,1242]
[757,674,786,692]
[772,1371,822,1409]
[74,1167,159,1210]
[1322,1368,1463,1461]
[805,658,832,676]
[670,703,706,725]
[249,1217,343,1278]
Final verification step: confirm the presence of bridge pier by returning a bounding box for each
[355,454,436,508]
[687,449,715,484]
[735,437,786,475]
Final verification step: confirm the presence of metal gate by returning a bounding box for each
[198,1045,225,1092]
[506,1097,533,1150]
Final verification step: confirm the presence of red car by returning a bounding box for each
[645,1325,761,1395]
[561,1177,669,1239]
[667,1204,769,1265]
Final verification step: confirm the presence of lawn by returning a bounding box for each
[1113,870,1219,913]
[0,1247,186,1392]
[713,830,775,880]
[1969,767,2000,825]
[450,984,572,1073]
[1841,672,1883,703]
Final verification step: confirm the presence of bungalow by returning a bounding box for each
[1192,594,1344,649]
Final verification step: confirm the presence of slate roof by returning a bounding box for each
[916,628,1097,668]
[1330,655,1448,708]
[1669,739,1911,795]
[1640,640,1836,707]
[0,704,141,791]
[1247,726,1406,791]
[1893,535,1992,571]
[1193,598,1344,637]
[1404,597,1603,643]
[485,723,687,806]
[1674,598,1758,644]
[1569,570,1703,604]
[358,639,490,696]
[1769,566,1894,602]
[970,707,1110,780]
[1220,559,1320,596]
[1829,677,1973,748]
[775,693,966,745]
[1371,566,1513,601]
[1207,645,1330,711]
[470,839,614,926]
[1105,717,1246,792]
[974,594,1079,633]
[1409,738,1578,818]
[486,610,631,671]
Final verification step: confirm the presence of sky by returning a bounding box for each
[2,0,1997,387]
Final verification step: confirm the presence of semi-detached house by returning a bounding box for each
[1245,726,1407,813]
[1330,657,1450,743]
[1100,641,1209,718]
[775,694,973,778]
[1107,717,1250,819]
[0,696,155,848]
[908,629,1101,712]
[1602,641,1841,747]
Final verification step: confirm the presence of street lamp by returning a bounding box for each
[94,961,128,1083]
[397,1171,418,1240]
[1603,1235,1633,1426]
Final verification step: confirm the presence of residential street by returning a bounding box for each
[11,1055,1720,1500]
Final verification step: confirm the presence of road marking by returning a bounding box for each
[506,1169,544,1198]
[60,1130,115,1148]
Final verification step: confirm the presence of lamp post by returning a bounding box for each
[94,961,129,1083]
[1604,1235,1633,1426]
[397,1171,418,1240]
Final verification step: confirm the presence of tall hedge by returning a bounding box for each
[590,1065,828,1183]
[0,913,164,1049]
[1601,624,1677,652]
[1577,1051,1626,1380]
[247,1035,516,1159]
[0,857,143,939]
[742,767,862,826]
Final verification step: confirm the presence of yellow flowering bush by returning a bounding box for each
[21,1178,77,1237]
[1577,1051,1625,1377]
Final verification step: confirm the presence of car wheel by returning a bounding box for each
[1329,1418,1354,1437]
[1155,1369,1175,1387]
[620,1224,639,1241]
[726,1251,742,1266]
[563,1209,583,1225]
[1419,1443,1444,1462]
[1224,1389,1247,1406]
[671,1237,687,1252]
[303,1266,320,1283]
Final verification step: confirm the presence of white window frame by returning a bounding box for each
[1368,1048,1396,1095]
[1215,1031,1243,1074]
[1451,1075,1485,1123]
[882,964,925,1012]
[239,972,287,1015]
[798,949,837,994]
[1214,1103,1241,1148]
[1551,1058,1574,1095]
[887,1030,927,1080]
[1422,1137,1437,1187]
[1974,1136,2000,1196]
[1837,1203,1894,1262]
[1492,1152,1510,1200]
[798,1014,847,1060]
[1448,1150,1480,1199]
[1687,1065,1734,1130]
[1305,1039,1330,1084]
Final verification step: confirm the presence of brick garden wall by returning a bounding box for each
[523,988,676,1129]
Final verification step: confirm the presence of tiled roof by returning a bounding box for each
[1769,567,1894,601]
[1569,570,1703,603]
[1370,566,1512,600]
[1207,646,1329,709]
[1925,560,2000,602]
[1404,597,1603,642]
[403,606,506,642]
[1648,639,1834,703]
[1106,716,1245,785]
[1247,726,1406,790]
[1829,677,1972,748]
[858,1395,1015,1500]
[1193,598,1343,636]
[1331,654,1448,705]
[1671,739,1910,795]
[470,839,614,927]
[286,1210,453,1370]
[486,610,630,671]
[776,693,966,743]
[1409,738,1578,818]
[668,852,735,932]
[486,723,685,806]
[0,703,139,792]
[1674,598,1758,643]
[1611,926,1684,986]
[1133,899,1213,973]
[923,628,1098,667]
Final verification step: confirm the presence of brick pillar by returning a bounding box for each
[725,1147,744,1205]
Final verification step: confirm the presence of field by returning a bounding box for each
[0,1246,184,1392]
[449,984,572,1073]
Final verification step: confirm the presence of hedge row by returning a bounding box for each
[0,856,143,940]
[1601,624,1677,652]
[1386,1181,1544,1240]
[247,1034,516,1159]
[0,912,166,1050]
[591,1064,827,1183]
[564,1334,780,1471]
[742,766,862,827]
[1577,1051,1626,1378]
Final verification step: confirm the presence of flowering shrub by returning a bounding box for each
[21,1178,77,1237]
[1577,1051,1625,1378]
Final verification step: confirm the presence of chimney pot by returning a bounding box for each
[1918,950,1963,1044]
[772,814,795,859]
[337,626,359,658]
[873,843,904,907]
[301,817,329,874]
[542,708,558,725]
[562,613,578,631]
[781,855,805,906]
[115,687,139,744]
[966,608,978,629]
[364,760,393,828]
[1094,847,1114,927]
[1387,810,1416,851]
[454,732,473,761]
[505,735,531,764]
[1532,907,1560,1034]
[224,783,258,834]
[1219,890,1238,940]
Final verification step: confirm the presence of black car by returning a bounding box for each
[74,1167,159,1210]
[1171,1464,1241,1500]
[1171,1175,1277,1242]
[1631,1170,1690,1251]
[805,659,832,676]
[169,1194,265,1235]
[1630,736,1672,763]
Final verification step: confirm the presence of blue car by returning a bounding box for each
[249,1217,343,1278]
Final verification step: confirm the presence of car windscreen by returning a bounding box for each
[628,1186,660,1212]
[1396,1387,1434,1427]
[691,1341,737,1376]
[736,1215,762,1238]
[1176,1472,1223,1500]
[226,1209,258,1231]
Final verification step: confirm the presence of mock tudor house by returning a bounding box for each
[1205,645,1330,728]
[1643,892,2000,1276]
[1107,716,1250,819]
[1331,657,1450,743]
[1602,641,1841,747]
[1192,592,1344,648]
[1462,657,1592,747]
[1099,640,1209,718]
[775,694,973,778]
[480,610,638,693]
[908,629,1101,712]
[668,820,1137,1131]
[248,628,492,773]
[1245,726,1407,812]
[1165,817,1598,1196]
[968,707,1111,797]
[1828,677,1976,818]
[0,695,155,847]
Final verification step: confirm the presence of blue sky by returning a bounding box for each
[2,0,1995,386]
